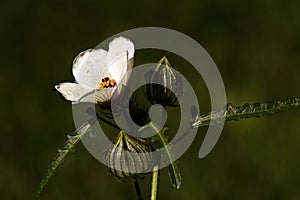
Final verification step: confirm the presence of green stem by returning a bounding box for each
[151,166,159,200]
[134,178,143,200]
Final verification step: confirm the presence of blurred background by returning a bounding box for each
[1,0,300,199]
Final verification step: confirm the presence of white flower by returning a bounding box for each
[55,37,134,103]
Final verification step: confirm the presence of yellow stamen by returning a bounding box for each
[98,77,117,89]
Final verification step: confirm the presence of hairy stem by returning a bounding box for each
[151,166,159,200]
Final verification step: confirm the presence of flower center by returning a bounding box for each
[98,77,117,89]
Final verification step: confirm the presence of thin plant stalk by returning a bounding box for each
[151,166,160,200]
[134,178,143,200]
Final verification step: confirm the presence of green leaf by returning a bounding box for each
[168,161,182,189]
[35,120,94,198]
[192,97,300,127]
[148,123,182,189]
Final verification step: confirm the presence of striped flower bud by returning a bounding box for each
[105,131,153,180]
[145,57,183,107]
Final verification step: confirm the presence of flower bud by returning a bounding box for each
[105,131,153,180]
[145,57,183,107]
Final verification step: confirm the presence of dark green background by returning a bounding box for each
[1,0,300,199]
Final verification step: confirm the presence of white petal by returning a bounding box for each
[107,37,135,83]
[55,82,88,102]
[78,88,115,103]
[108,37,135,60]
[72,49,109,89]
[120,58,134,86]
[108,53,128,83]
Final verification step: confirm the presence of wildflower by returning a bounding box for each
[55,37,134,103]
